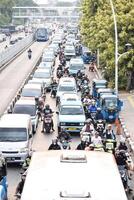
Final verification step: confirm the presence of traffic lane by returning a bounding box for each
[0,32,26,53]
[119,93,134,141]
[0,41,48,115]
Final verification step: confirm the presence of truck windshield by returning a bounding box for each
[61,106,84,115]
[59,86,76,92]
[13,105,36,116]
[105,98,117,108]
[22,89,41,97]
[70,64,84,70]
[0,128,27,142]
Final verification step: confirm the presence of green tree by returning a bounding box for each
[80,0,134,90]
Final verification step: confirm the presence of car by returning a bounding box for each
[42,53,55,66]
[13,97,39,133]
[57,99,86,133]
[48,43,59,56]
[56,77,77,101]
[0,34,6,42]
[33,69,52,91]
[60,93,80,102]
[9,36,18,44]
[64,45,76,61]
[21,83,43,98]
[38,62,53,71]
[68,58,85,76]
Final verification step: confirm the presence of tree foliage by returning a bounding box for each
[80,0,134,90]
[0,0,36,25]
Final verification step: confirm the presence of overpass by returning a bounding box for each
[12,6,81,20]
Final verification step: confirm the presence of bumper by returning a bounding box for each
[59,125,83,133]
[2,152,28,163]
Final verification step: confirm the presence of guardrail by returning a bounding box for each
[0,34,34,69]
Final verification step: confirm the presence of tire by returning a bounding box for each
[45,126,51,134]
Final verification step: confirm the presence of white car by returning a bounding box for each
[33,69,52,91]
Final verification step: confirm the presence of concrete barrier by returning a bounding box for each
[0,34,34,69]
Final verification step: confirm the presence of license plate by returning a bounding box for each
[106,143,114,149]
[109,115,113,119]
[68,127,76,131]
[6,157,15,161]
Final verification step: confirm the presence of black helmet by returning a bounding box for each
[45,104,50,109]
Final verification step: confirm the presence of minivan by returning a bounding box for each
[0,114,33,163]
[13,97,39,133]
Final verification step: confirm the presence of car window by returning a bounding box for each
[59,86,76,92]
[13,105,36,116]
[22,89,41,97]
[60,106,84,115]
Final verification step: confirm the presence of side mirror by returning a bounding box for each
[29,134,32,139]
[56,111,59,115]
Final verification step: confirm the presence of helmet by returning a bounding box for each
[107,124,112,128]
[52,138,58,144]
[97,107,101,112]
[91,99,96,105]
[45,104,50,109]
[85,119,92,124]
[120,137,126,144]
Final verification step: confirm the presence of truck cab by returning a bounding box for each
[99,94,123,122]
[92,79,107,98]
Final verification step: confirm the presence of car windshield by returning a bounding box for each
[60,106,84,115]
[59,86,76,92]
[65,49,75,53]
[105,98,117,108]
[22,89,41,97]
[70,64,84,70]
[13,105,36,116]
[0,128,27,142]
[34,72,50,78]
[43,57,53,62]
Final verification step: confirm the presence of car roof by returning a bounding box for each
[70,58,83,64]
[34,68,50,73]
[0,114,30,128]
[101,94,117,99]
[60,99,82,106]
[59,77,75,83]
[60,93,80,101]
[23,83,41,90]
[93,79,107,84]
[15,98,36,106]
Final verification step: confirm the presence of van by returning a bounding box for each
[56,77,77,100]
[0,114,33,163]
[13,97,39,133]
[57,99,86,133]
[64,45,76,61]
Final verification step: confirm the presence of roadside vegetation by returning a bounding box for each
[80,0,134,90]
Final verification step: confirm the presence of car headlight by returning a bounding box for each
[60,122,66,126]
[20,148,28,153]
[80,122,84,126]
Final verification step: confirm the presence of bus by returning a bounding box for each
[21,151,128,200]
[35,28,49,42]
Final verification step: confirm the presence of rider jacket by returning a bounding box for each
[88,105,97,113]
[43,108,53,115]
[48,144,61,150]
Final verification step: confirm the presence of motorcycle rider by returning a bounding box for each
[58,128,71,142]
[15,174,26,196]
[41,104,54,132]
[103,124,116,140]
[117,137,128,151]
[88,99,97,113]
[91,131,103,146]
[76,138,89,150]
[95,107,104,120]
[50,79,58,97]
[81,119,95,138]
[48,138,61,150]
[76,70,83,79]
[27,48,32,59]
[85,143,95,151]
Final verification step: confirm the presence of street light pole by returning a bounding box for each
[109,0,118,95]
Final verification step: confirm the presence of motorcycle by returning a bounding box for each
[94,144,105,151]
[57,69,63,78]
[51,86,57,98]
[43,114,53,133]
[60,139,71,150]
[80,132,92,144]
[118,165,128,192]
[104,139,116,153]
[95,119,105,137]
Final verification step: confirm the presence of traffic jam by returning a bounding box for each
[0,24,134,200]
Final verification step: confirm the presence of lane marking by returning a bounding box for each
[127,96,134,108]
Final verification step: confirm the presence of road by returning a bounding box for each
[0,39,133,199]
[0,32,26,53]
